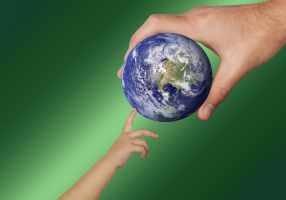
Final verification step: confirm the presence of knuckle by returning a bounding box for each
[139,146,145,152]
[194,12,214,23]
[143,140,148,146]
[185,15,197,27]
[188,6,207,14]
[122,132,129,138]
[214,86,230,100]
[123,136,131,142]
[203,12,216,22]
[130,34,139,46]
[197,5,210,10]
[188,12,216,28]
[125,142,133,150]
[148,14,160,24]
[194,5,210,10]
[183,6,210,15]
[122,135,131,143]
[198,12,214,20]
[177,15,189,26]
[128,142,134,148]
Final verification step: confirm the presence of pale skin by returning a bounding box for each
[58,1,286,199]
[117,0,286,120]
[58,108,158,200]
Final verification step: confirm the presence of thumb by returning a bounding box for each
[197,60,249,120]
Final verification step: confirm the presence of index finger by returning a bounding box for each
[124,14,201,61]
[118,14,203,79]
[123,108,137,132]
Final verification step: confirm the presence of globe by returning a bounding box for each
[122,33,212,122]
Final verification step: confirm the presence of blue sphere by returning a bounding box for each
[122,33,212,122]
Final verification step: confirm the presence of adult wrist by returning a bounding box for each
[257,1,286,45]
[268,0,286,44]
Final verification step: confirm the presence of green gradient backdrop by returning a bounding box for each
[1,0,285,199]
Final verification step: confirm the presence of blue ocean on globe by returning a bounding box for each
[122,33,212,122]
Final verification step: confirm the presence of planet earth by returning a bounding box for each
[122,33,212,122]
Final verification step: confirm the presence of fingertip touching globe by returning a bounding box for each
[122,33,212,122]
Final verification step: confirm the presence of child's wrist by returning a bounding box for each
[101,154,120,170]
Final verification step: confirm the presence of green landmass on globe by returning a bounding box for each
[122,33,212,122]
[157,52,203,102]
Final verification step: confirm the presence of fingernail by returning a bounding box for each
[203,104,215,118]
[147,153,149,157]
[156,134,158,137]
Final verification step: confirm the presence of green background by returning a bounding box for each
[1,0,285,199]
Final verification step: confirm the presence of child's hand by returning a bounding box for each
[104,108,158,168]
[58,108,158,200]
[59,108,158,199]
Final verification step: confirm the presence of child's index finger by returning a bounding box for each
[123,108,137,132]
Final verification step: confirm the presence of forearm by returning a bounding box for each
[58,156,117,200]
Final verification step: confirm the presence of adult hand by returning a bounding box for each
[105,108,158,168]
[117,0,286,120]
